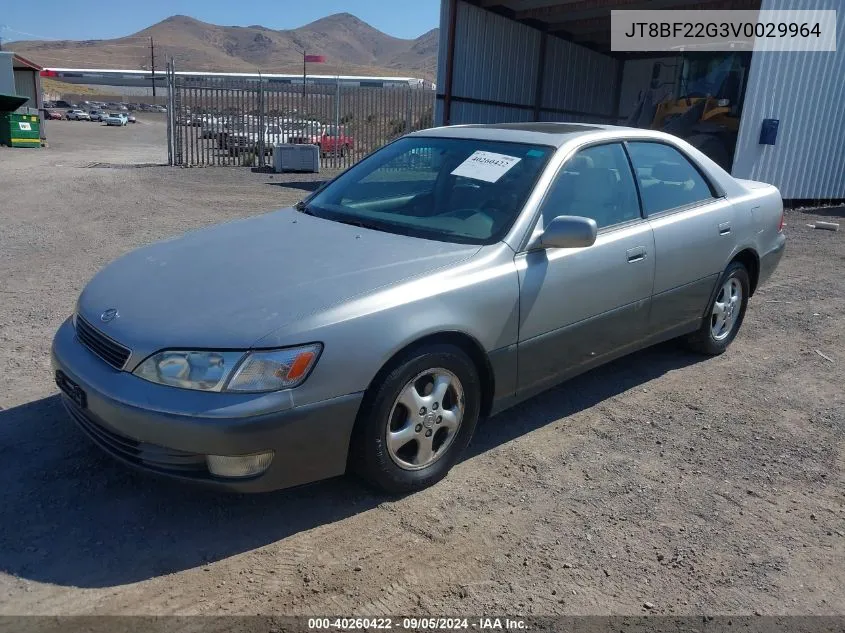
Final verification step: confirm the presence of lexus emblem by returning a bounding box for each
[100,308,119,323]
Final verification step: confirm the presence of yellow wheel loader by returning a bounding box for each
[626,52,750,170]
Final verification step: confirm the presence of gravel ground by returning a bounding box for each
[0,120,843,617]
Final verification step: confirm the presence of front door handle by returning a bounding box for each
[626,246,647,263]
[719,222,731,235]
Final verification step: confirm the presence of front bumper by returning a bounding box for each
[51,318,363,492]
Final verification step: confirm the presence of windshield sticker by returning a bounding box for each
[451,151,522,183]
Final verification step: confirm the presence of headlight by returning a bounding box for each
[133,344,321,393]
[134,350,245,392]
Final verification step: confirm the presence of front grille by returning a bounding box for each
[63,399,207,474]
[75,316,131,370]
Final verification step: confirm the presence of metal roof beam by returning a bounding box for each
[520,0,737,22]
[481,0,582,10]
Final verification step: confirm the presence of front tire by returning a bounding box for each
[686,261,750,355]
[349,344,481,494]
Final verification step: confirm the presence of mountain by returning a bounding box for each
[8,14,439,81]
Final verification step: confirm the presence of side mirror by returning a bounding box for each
[538,215,597,249]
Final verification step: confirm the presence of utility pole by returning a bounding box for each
[150,36,156,98]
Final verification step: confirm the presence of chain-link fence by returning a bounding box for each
[165,64,435,169]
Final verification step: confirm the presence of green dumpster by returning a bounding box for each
[0,112,41,148]
[0,94,40,148]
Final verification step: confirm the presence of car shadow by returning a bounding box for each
[0,341,703,589]
[264,179,326,193]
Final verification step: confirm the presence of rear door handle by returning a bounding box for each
[626,246,647,263]
[719,222,731,235]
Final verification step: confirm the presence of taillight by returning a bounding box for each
[778,208,785,232]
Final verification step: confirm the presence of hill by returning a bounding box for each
[8,13,439,81]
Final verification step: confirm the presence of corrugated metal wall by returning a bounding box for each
[436,0,621,126]
[452,1,540,109]
[541,35,619,118]
[733,0,845,198]
[0,53,15,98]
[13,70,37,109]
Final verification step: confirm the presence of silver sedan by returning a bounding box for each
[51,123,785,493]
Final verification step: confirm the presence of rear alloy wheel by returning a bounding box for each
[686,261,750,355]
[350,344,481,493]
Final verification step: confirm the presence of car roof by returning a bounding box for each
[408,122,642,148]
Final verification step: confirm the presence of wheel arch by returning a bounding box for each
[731,248,760,296]
[361,330,496,421]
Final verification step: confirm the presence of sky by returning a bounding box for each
[0,0,441,43]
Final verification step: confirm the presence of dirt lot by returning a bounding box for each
[0,119,843,617]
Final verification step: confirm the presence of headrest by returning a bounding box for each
[568,154,595,171]
[575,168,616,189]
[651,161,690,183]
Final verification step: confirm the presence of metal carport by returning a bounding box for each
[435,0,845,200]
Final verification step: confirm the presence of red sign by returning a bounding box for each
[304,55,326,63]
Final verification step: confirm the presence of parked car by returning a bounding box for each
[104,112,128,126]
[66,109,90,121]
[45,109,64,120]
[51,123,785,494]
[223,123,299,155]
[89,110,108,122]
[125,113,137,124]
[53,100,73,109]
[312,125,354,157]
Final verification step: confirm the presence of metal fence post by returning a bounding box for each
[257,71,265,169]
[164,61,173,167]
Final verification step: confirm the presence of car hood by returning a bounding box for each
[77,208,480,358]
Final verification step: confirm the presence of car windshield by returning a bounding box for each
[303,136,554,245]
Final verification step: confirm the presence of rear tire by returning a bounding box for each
[685,261,749,355]
[349,344,481,494]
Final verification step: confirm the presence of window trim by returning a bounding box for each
[623,139,726,219]
[527,140,647,241]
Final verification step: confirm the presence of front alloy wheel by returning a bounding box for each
[386,368,464,470]
[350,344,481,493]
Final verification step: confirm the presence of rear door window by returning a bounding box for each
[626,142,716,215]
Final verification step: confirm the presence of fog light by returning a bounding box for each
[206,451,274,478]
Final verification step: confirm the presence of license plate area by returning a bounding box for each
[56,370,87,409]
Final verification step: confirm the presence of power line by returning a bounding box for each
[0,25,60,41]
